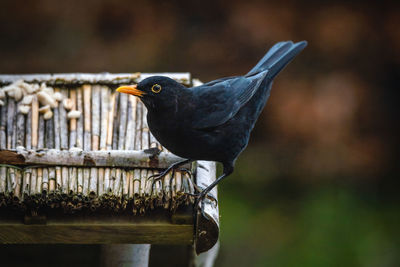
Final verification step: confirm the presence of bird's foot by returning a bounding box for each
[187,189,218,220]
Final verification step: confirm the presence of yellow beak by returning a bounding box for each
[116,84,145,97]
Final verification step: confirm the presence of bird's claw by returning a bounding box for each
[188,189,218,220]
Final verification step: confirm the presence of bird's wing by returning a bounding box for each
[191,71,268,129]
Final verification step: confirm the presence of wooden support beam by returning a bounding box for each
[0,73,191,86]
[0,211,193,245]
[0,148,186,168]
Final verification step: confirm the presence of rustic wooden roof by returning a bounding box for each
[0,73,219,254]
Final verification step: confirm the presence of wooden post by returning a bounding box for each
[101,244,151,267]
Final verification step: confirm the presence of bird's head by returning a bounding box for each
[116,76,185,110]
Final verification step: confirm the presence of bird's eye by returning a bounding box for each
[151,84,162,93]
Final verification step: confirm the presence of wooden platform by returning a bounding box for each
[0,73,220,256]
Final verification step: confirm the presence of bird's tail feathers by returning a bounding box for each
[247,41,307,79]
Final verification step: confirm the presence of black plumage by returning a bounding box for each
[117,41,307,215]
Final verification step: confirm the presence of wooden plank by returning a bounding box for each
[0,73,191,86]
[0,149,185,168]
[0,213,193,244]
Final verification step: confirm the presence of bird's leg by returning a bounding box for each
[194,164,234,219]
[148,159,193,194]
[178,168,205,193]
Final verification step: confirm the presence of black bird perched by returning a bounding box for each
[117,41,307,215]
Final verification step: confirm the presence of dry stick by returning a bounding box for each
[133,169,141,214]
[113,168,122,199]
[139,169,147,214]
[128,170,134,200]
[148,170,155,210]
[83,85,91,151]
[83,168,90,199]
[22,171,31,202]
[134,101,143,212]
[2,149,185,168]
[36,168,42,198]
[45,112,54,149]
[121,169,128,210]
[92,85,100,150]
[134,101,142,151]
[141,104,150,150]
[61,167,68,197]
[104,168,111,194]
[89,166,98,199]
[37,114,45,149]
[104,92,115,195]
[42,168,49,195]
[77,168,83,194]
[68,167,77,195]
[99,86,109,150]
[53,88,61,150]
[118,93,128,150]
[112,93,120,149]
[31,96,39,149]
[109,168,116,206]
[30,169,37,201]
[0,167,6,196]
[170,172,177,211]
[76,87,84,149]
[25,109,32,149]
[49,167,56,194]
[106,92,116,150]
[55,167,62,192]
[13,170,21,203]
[0,97,7,149]
[12,100,17,149]
[141,104,152,209]
[125,96,137,150]
[163,173,172,210]
[59,89,69,150]
[16,113,25,147]
[98,167,104,197]
[154,170,163,207]
[7,99,15,149]
[89,86,100,207]
[69,88,77,148]
[69,167,78,211]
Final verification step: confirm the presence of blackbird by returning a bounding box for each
[117,40,307,215]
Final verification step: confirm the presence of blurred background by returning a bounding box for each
[0,0,399,266]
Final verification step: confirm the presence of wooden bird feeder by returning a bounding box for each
[0,73,219,265]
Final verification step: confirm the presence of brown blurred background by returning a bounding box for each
[0,0,399,266]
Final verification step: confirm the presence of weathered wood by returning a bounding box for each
[69,89,77,148]
[83,85,91,151]
[92,85,100,150]
[45,112,54,149]
[25,109,32,149]
[112,93,120,150]
[106,92,116,150]
[53,88,61,150]
[118,93,128,150]
[125,96,136,150]
[76,87,84,149]
[99,86,109,150]
[0,97,7,149]
[0,220,192,244]
[31,96,39,149]
[7,99,15,149]
[37,114,45,149]
[101,244,151,267]
[195,161,219,254]
[0,148,186,168]
[16,113,25,147]
[59,89,69,149]
[0,73,191,86]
